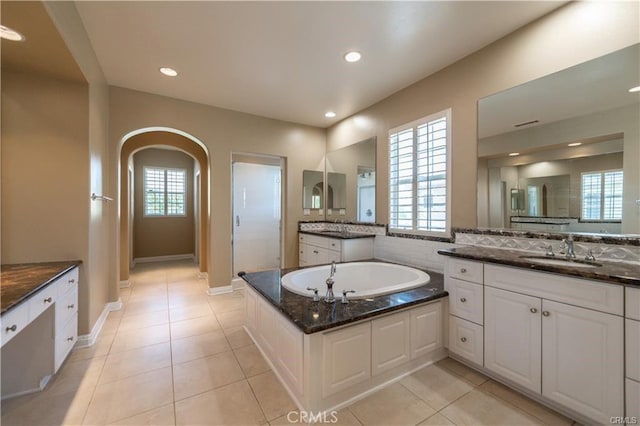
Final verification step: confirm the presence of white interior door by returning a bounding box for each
[233,162,281,275]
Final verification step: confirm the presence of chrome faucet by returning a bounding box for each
[560,235,576,259]
[324,261,337,303]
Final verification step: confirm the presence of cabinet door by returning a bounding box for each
[448,278,483,325]
[485,286,541,393]
[410,302,443,359]
[627,379,640,418]
[448,316,483,366]
[542,300,623,424]
[299,242,308,267]
[372,311,410,376]
[627,319,640,382]
[322,322,371,398]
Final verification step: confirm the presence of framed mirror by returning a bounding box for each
[325,137,376,222]
[302,170,323,209]
[477,43,639,235]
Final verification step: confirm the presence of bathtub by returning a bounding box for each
[281,261,430,299]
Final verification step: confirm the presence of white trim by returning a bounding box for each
[119,280,131,288]
[75,299,123,349]
[198,272,209,280]
[207,285,234,296]
[0,374,52,401]
[231,277,246,290]
[133,254,195,266]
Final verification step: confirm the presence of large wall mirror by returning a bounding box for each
[325,137,376,222]
[477,43,639,235]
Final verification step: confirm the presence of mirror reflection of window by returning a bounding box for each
[581,170,623,221]
[527,185,538,216]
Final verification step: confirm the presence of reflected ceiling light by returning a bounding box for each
[568,142,582,147]
[344,51,362,63]
[324,111,336,118]
[629,86,640,93]
[508,152,520,156]
[159,67,178,77]
[0,25,25,41]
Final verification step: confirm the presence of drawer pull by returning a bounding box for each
[460,337,467,342]
[68,304,75,309]
[460,297,467,303]
[5,325,17,332]
[67,336,74,342]
[68,279,75,284]
[44,297,53,303]
[530,307,538,314]
[313,250,319,254]
[542,311,550,317]
[460,268,467,273]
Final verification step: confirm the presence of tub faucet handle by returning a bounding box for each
[341,290,356,304]
[306,287,320,302]
[541,244,555,257]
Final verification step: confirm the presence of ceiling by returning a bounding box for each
[72,1,565,128]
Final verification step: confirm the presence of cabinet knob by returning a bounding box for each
[460,297,467,303]
[68,304,75,309]
[5,324,17,332]
[460,268,467,273]
[313,250,319,254]
[44,297,53,303]
[460,337,467,342]
[542,311,550,317]
[530,308,538,314]
[67,336,74,342]
[68,279,75,284]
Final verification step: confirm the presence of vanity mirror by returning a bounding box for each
[325,137,376,222]
[302,170,324,209]
[477,43,639,235]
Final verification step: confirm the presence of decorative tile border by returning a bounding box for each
[299,221,386,235]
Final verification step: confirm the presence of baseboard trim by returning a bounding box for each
[207,285,234,296]
[75,298,123,349]
[198,272,209,280]
[132,254,195,266]
[231,277,245,290]
[119,280,130,288]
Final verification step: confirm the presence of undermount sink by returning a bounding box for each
[519,255,602,268]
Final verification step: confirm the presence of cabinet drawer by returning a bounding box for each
[485,264,623,315]
[448,315,483,366]
[448,278,483,325]
[55,313,77,372]
[327,239,341,252]
[1,303,30,347]
[56,268,79,298]
[28,283,57,321]
[447,259,483,284]
[627,379,640,418]
[299,233,329,249]
[627,287,640,321]
[627,319,640,382]
[56,286,78,329]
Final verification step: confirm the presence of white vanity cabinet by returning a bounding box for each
[626,287,640,418]
[298,233,374,267]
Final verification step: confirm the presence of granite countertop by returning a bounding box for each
[438,246,640,287]
[240,262,447,334]
[1,261,82,315]
[299,230,376,240]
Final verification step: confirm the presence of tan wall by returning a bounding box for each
[133,148,196,259]
[326,1,640,231]
[110,87,327,289]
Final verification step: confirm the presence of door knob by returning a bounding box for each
[460,337,467,342]
[530,308,538,313]
[542,311,550,317]
[460,297,467,303]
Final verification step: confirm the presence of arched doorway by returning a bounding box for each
[119,129,209,284]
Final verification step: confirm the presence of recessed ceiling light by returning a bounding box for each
[159,67,178,77]
[324,111,336,118]
[508,152,520,157]
[568,142,582,147]
[344,51,362,63]
[0,25,25,41]
[629,86,640,93]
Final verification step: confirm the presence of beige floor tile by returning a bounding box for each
[117,310,169,333]
[99,342,172,384]
[45,355,106,397]
[171,330,231,364]
[210,295,245,313]
[68,332,115,362]
[83,367,174,425]
[110,403,176,425]
[400,363,474,410]
[129,283,168,299]
[174,380,266,425]
[173,350,245,401]
[248,371,296,421]
[169,304,214,322]
[101,314,123,335]
[479,380,573,425]
[1,388,93,426]
[268,410,359,425]
[224,326,254,349]
[170,315,221,340]
[349,382,436,426]
[168,294,209,309]
[110,324,170,354]
[233,344,271,377]
[216,309,246,329]
[437,357,488,386]
[417,413,457,426]
[440,389,544,426]
[122,296,168,316]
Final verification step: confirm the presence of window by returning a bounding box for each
[581,170,623,221]
[389,109,451,235]
[144,167,186,216]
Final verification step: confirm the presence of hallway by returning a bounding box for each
[2,261,576,425]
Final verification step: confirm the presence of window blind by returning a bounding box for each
[581,170,622,221]
[144,167,186,216]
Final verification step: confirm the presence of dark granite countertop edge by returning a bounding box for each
[1,261,82,315]
[299,230,377,240]
[438,248,640,287]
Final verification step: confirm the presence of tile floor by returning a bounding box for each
[1,260,579,425]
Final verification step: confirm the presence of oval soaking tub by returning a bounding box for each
[281,261,430,299]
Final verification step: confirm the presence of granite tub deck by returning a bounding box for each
[438,246,640,287]
[1,261,82,314]
[239,262,447,334]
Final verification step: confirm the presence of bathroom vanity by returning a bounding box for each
[240,265,447,413]
[439,246,639,425]
[298,231,374,267]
